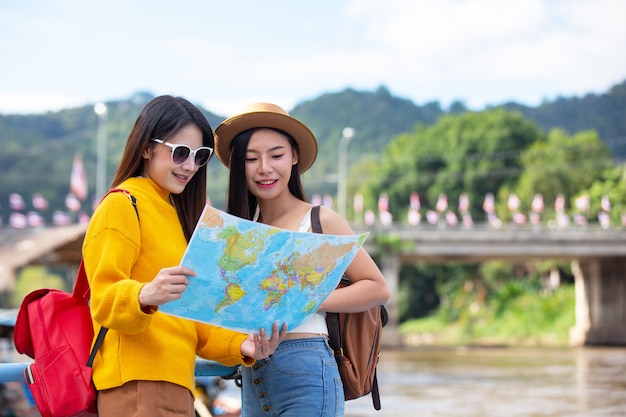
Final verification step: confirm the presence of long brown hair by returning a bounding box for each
[111,95,214,240]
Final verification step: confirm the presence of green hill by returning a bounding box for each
[1,80,625,222]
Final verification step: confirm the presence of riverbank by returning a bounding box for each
[347,346,626,417]
[398,284,576,347]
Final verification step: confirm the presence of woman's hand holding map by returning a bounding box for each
[241,322,288,360]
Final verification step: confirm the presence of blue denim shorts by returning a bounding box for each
[241,337,344,417]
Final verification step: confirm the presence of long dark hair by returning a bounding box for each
[111,95,213,240]
[226,128,307,220]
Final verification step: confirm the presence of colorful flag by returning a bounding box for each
[407,209,421,226]
[530,212,541,225]
[78,212,91,224]
[458,193,469,214]
[462,212,473,228]
[70,153,88,201]
[487,212,502,229]
[445,211,459,227]
[556,212,570,228]
[311,194,322,206]
[507,193,521,211]
[601,195,611,212]
[426,210,439,225]
[322,194,333,209]
[512,212,527,225]
[531,194,544,213]
[379,210,393,227]
[53,210,72,226]
[9,212,27,229]
[9,193,25,211]
[574,194,589,211]
[598,211,610,229]
[378,193,389,213]
[410,192,420,211]
[573,213,587,227]
[32,193,49,210]
[483,193,495,214]
[353,193,363,212]
[435,193,448,212]
[554,194,565,212]
[65,193,81,212]
[27,211,45,227]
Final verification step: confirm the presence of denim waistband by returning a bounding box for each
[275,336,330,351]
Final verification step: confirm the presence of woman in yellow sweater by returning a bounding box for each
[82,95,286,417]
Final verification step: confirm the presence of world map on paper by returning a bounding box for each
[160,205,368,334]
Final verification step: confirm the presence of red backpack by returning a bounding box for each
[13,189,137,417]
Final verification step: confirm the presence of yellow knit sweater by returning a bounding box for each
[82,177,251,393]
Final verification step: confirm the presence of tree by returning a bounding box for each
[510,128,612,219]
[359,108,543,219]
[582,166,626,225]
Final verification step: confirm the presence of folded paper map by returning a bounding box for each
[160,205,368,334]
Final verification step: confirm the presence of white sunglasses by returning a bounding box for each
[151,138,213,167]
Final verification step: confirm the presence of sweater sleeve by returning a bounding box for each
[196,323,254,366]
[83,192,153,334]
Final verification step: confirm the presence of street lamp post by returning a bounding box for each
[94,103,108,201]
[337,127,355,219]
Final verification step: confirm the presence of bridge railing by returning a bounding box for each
[352,220,625,233]
[0,360,238,383]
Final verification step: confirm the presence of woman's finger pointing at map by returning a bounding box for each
[138,266,193,307]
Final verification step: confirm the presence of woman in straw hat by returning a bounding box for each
[214,102,390,416]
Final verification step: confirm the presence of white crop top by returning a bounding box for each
[254,206,328,335]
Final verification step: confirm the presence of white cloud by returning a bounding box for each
[0,93,92,114]
[0,0,624,115]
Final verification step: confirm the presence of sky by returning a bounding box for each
[1,0,625,117]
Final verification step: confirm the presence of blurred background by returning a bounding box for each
[2,1,625,416]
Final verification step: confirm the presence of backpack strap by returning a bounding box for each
[309,207,343,365]
[310,206,383,409]
[372,372,381,410]
[86,315,108,367]
[311,205,322,233]
[72,261,91,301]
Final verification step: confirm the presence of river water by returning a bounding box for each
[345,347,626,417]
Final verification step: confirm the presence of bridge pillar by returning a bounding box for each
[570,258,626,346]
[379,248,403,348]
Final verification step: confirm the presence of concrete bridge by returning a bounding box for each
[2,223,625,347]
[352,223,626,347]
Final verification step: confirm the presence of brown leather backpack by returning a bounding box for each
[311,206,388,410]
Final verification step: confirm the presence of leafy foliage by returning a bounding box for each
[583,166,626,225]
[501,128,612,220]
[359,108,544,218]
[400,283,576,347]
[398,264,440,321]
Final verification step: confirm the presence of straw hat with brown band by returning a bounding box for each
[214,102,318,174]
